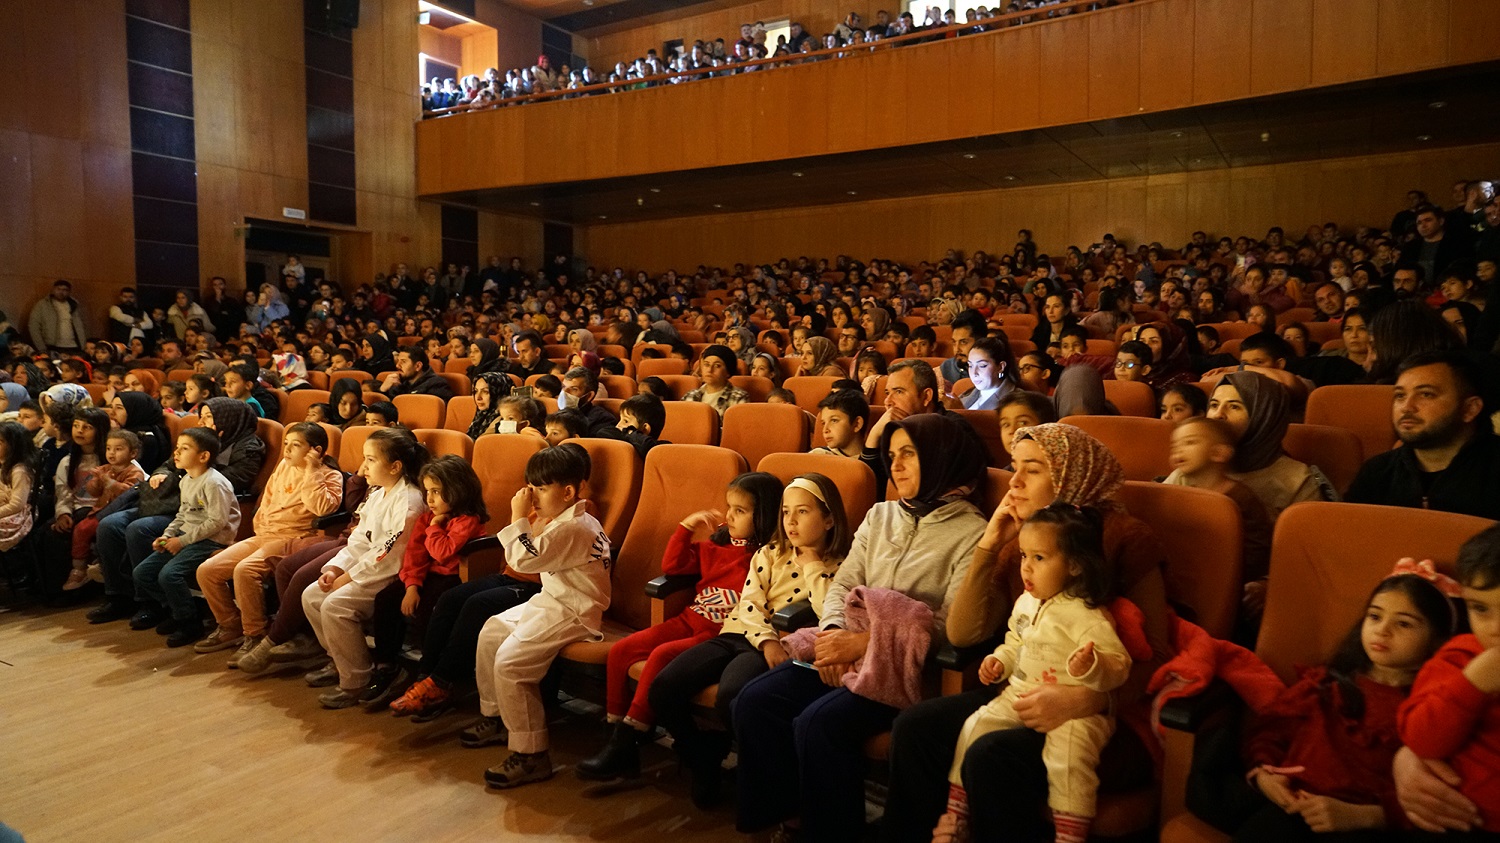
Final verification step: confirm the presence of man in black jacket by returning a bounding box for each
[560,366,618,438]
[378,347,455,401]
[502,330,553,380]
[1346,350,1500,519]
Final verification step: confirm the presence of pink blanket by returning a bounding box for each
[784,586,933,710]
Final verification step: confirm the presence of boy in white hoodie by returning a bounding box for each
[466,443,611,788]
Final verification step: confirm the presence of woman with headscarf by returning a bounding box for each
[16,360,52,398]
[195,356,228,381]
[725,327,758,370]
[1,382,32,419]
[734,414,990,841]
[1051,364,1113,417]
[466,338,505,380]
[467,371,513,440]
[681,345,748,418]
[110,391,170,471]
[643,320,681,346]
[568,328,598,356]
[798,336,845,377]
[358,334,395,377]
[201,397,268,491]
[860,306,891,345]
[273,352,311,391]
[1131,321,1195,391]
[326,377,367,429]
[1182,371,1334,521]
[883,422,1173,842]
[125,369,160,397]
[40,383,93,412]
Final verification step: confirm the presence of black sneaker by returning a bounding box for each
[576,722,645,781]
[165,619,206,648]
[128,607,165,631]
[155,616,182,636]
[360,665,410,710]
[87,598,136,624]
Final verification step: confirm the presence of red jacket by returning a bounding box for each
[1399,635,1500,831]
[399,512,484,589]
[1246,666,1408,826]
[662,524,754,623]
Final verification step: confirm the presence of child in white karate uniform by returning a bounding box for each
[466,443,611,789]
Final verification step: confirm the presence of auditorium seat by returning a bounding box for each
[952,408,1005,467]
[1303,384,1396,459]
[653,374,701,399]
[84,384,107,405]
[660,401,720,445]
[1158,502,1494,841]
[412,428,474,460]
[444,357,472,374]
[166,412,198,441]
[279,389,330,425]
[630,343,675,366]
[757,452,877,529]
[304,371,329,390]
[573,438,643,550]
[543,344,571,360]
[1283,423,1364,495]
[1084,339,1117,357]
[437,372,471,396]
[238,418,285,540]
[393,394,445,429]
[461,434,548,583]
[599,374,637,398]
[729,375,774,402]
[1062,415,1173,481]
[337,425,373,475]
[782,376,841,414]
[314,422,341,463]
[1117,481,1242,638]
[636,357,689,379]
[329,369,372,384]
[361,391,385,408]
[443,396,476,433]
[1102,379,1157,417]
[721,403,811,469]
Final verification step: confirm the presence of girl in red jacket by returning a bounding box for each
[1233,561,1459,841]
[1400,524,1500,834]
[366,455,488,708]
[576,471,783,781]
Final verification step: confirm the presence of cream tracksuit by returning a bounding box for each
[475,500,611,754]
[950,591,1131,817]
[302,480,425,690]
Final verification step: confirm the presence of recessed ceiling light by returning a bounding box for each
[1260,132,1271,142]
[598,214,607,219]
[649,188,660,193]
[1170,131,1183,138]
[713,204,722,209]
[1003,175,1017,181]
[791,172,803,177]
[847,191,857,195]
[1416,134,1432,141]
[962,153,976,160]
[1429,101,1447,109]
[528,201,540,207]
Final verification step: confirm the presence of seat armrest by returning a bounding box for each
[935,638,999,672]
[1159,679,1237,733]
[645,574,698,598]
[315,510,351,531]
[772,600,817,632]
[460,535,501,555]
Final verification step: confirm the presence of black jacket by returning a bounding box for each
[1345,430,1500,520]
[388,369,455,402]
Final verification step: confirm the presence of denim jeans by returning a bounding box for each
[133,539,226,620]
[98,509,173,598]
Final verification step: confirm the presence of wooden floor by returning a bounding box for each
[0,605,746,843]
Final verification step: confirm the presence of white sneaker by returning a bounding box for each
[62,569,89,591]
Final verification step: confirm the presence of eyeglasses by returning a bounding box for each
[1113,360,1141,370]
[1017,364,1044,375]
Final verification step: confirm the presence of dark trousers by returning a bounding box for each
[97,509,172,598]
[1234,803,1394,843]
[963,727,1051,841]
[732,662,898,841]
[265,540,344,644]
[648,633,767,765]
[371,573,461,663]
[420,574,540,685]
[882,687,994,842]
[132,539,225,621]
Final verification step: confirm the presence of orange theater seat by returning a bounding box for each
[337,425,374,475]
[599,374,637,398]
[328,369,372,384]
[782,376,841,414]
[572,438,643,550]
[1102,379,1157,418]
[444,357,473,374]
[952,409,1005,468]
[757,452,877,529]
[660,401,720,446]
[653,375,701,399]
[279,389,330,425]
[636,357,689,379]
[437,372,471,396]
[1303,384,1396,460]
[721,403,811,470]
[443,396,477,433]
[1062,415,1174,481]
[393,394,445,430]
[729,375,775,403]
[1283,423,1364,495]
[412,428,474,460]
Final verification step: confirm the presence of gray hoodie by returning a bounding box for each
[820,498,986,646]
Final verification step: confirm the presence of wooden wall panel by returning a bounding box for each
[579,142,1500,270]
[1250,0,1312,94]
[989,25,1040,132]
[1446,0,1494,65]
[1086,9,1141,121]
[1310,0,1377,85]
[1037,16,1090,127]
[1137,0,1194,113]
[1191,0,1252,104]
[1377,0,1450,75]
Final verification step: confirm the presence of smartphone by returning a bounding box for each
[791,659,818,670]
[513,386,533,399]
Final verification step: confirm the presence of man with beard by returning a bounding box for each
[1346,350,1500,518]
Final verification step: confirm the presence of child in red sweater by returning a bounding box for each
[1400,524,1500,834]
[1233,561,1459,841]
[576,471,784,781]
[366,455,487,707]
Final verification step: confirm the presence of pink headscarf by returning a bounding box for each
[1012,422,1125,508]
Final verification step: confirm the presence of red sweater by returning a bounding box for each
[1399,635,1500,831]
[662,524,754,623]
[1245,666,1407,826]
[399,512,484,589]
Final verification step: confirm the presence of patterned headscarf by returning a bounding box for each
[273,353,309,389]
[1215,371,1289,473]
[42,383,91,410]
[801,336,840,375]
[1012,422,1125,508]
[468,372,513,440]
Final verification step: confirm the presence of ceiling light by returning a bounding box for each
[598,214,608,219]
[713,204,722,209]
[962,153,976,159]
[649,188,660,193]
[1260,132,1270,142]
[1416,134,1432,141]
[528,201,540,207]
[1429,100,1447,109]
[1003,175,1017,181]
[847,191,857,195]
[792,172,803,177]
[582,0,594,5]
[1170,131,1183,138]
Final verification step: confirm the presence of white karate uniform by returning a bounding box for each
[303,481,425,690]
[475,501,611,753]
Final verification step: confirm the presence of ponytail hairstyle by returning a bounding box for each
[1322,573,1459,721]
[367,426,427,486]
[710,471,784,548]
[1023,503,1113,608]
[419,454,488,522]
[286,422,340,470]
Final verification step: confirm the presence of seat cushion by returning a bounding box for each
[558,617,635,665]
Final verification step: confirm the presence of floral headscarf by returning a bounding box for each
[273,353,309,390]
[1012,422,1125,508]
